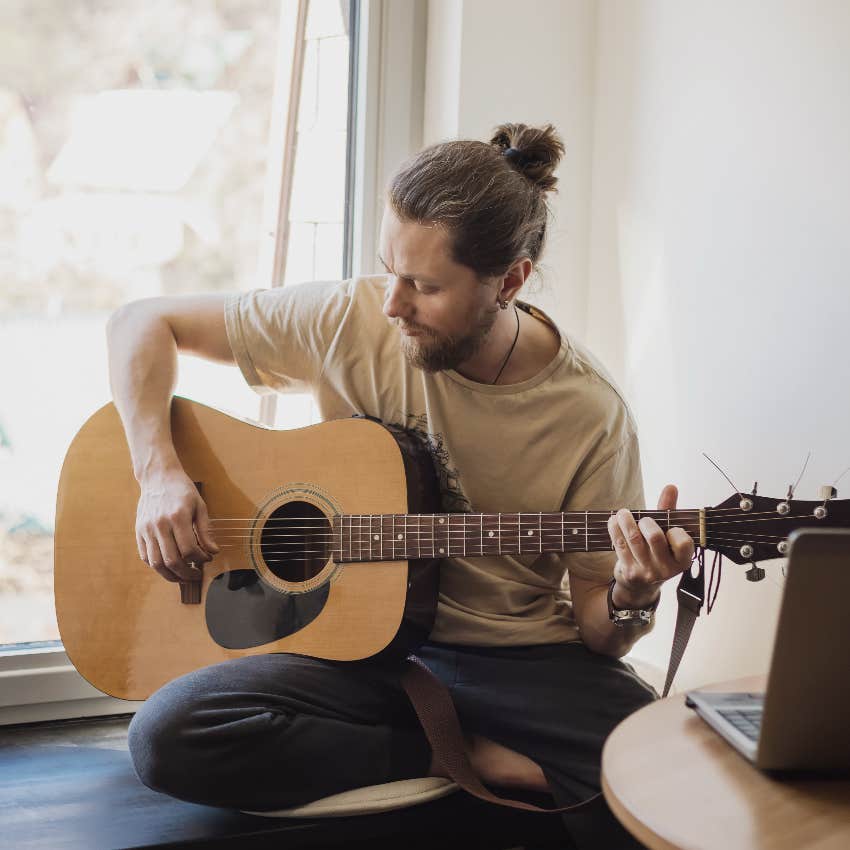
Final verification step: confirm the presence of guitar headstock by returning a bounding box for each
[705,490,850,565]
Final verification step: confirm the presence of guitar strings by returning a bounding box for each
[202,514,824,539]
[196,513,823,544]
[211,500,832,522]
[214,530,795,560]
[205,507,831,527]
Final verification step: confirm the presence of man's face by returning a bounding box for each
[378,204,499,372]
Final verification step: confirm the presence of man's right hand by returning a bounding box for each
[135,468,220,583]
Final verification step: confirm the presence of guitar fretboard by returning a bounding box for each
[331,510,701,562]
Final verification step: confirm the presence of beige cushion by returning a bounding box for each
[241,777,460,819]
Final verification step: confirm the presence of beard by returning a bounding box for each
[396,303,500,373]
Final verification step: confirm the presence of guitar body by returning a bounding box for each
[54,398,441,700]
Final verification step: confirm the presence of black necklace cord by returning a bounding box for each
[492,304,520,384]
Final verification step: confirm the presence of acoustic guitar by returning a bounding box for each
[54,396,850,700]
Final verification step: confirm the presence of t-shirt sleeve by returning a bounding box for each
[560,430,646,583]
[224,279,352,394]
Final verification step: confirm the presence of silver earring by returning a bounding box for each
[498,299,509,310]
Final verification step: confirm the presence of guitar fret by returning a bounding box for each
[538,512,542,554]
[480,513,484,556]
[463,514,468,557]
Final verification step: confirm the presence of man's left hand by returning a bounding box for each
[607,483,696,608]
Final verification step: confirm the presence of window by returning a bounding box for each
[0,0,424,724]
[0,0,353,652]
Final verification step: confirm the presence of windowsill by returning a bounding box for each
[0,641,142,726]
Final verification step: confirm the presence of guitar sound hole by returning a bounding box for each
[259,501,332,583]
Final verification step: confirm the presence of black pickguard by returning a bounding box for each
[205,569,329,650]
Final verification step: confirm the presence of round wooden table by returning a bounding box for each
[602,676,850,849]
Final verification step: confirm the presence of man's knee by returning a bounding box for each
[127,686,192,796]
[126,667,308,807]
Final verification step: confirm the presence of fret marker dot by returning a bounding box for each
[438,518,445,524]
[528,530,534,536]
[373,534,379,541]
[397,533,403,540]
[439,547,445,554]
[488,531,494,537]
[572,528,579,535]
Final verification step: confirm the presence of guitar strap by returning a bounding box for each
[400,655,602,814]
[661,551,705,698]
[399,559,706,813]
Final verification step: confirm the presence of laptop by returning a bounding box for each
[685,528,850,773]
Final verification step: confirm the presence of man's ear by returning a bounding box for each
[497,257,533,303]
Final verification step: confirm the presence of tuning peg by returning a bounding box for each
[740,481,757,512]
[746,563,766,582]
[814,484,836,519]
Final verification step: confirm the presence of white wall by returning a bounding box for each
[587,0,850,688]
[424,0,850,690]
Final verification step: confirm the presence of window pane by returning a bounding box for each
[0,0,352,647]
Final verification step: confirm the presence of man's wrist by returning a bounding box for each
[610,579,662,610]
[134,447,183,486]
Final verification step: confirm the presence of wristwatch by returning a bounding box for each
[607,577,661,627]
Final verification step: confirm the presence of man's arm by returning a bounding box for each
[106,294,234,582]
[570,573,658,658]
[107,294,234,480]
[571,483,694,658]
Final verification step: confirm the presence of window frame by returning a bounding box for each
[0,0,426,726]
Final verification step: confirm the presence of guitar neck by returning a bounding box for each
[333,510,703,562]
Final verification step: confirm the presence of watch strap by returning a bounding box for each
[607,576,660,626]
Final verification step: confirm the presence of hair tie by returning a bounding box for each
[502,146,524,165]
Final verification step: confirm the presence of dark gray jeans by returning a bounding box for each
[128,640,656,848]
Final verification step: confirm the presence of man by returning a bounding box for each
[111,124,694,847]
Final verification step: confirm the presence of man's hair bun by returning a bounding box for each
[490,122,565,194]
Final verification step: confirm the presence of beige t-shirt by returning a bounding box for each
[224,275,645,646]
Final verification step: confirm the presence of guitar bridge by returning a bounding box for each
[178,481,205,605]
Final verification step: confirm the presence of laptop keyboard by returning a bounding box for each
[717,707,763,741]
